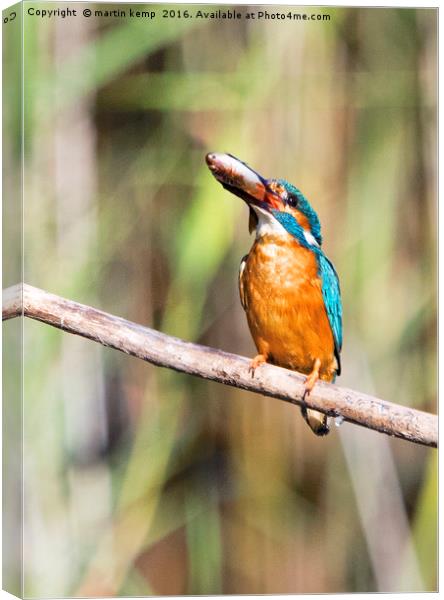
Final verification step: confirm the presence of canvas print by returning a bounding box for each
[3,2,437,597]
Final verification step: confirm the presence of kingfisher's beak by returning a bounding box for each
[206,152,281,212]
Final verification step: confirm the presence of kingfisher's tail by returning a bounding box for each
[300,406,330,436]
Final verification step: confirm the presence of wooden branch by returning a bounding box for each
[3,284,437,448]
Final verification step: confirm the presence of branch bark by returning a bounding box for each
[3,283,437,448]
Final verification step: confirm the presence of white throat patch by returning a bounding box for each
[253,206,288,239]
[252,206,319,247]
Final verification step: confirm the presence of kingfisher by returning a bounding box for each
[206,152,342,436]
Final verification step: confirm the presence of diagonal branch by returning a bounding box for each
[3,283,437,448]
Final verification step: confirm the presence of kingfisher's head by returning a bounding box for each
[206,152,322,247]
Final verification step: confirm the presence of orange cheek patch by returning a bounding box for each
[284,207,310,230]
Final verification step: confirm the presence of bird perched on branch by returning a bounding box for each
[206,152,342,435]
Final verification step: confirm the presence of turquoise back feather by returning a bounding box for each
[317,252,342,374]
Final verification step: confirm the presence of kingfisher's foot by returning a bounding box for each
[249,354,267,377]
[302,358,322,401]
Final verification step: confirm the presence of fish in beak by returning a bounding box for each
[206,152,286,233]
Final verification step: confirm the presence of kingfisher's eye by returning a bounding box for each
[287,193,299,208]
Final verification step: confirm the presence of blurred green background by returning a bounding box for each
[5,3,437,596]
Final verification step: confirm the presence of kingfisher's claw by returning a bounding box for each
[302,358,322,399]
[249,354,267,377]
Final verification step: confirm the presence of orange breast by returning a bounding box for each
[242,234,337,381]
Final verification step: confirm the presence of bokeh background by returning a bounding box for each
[3,3,437,596]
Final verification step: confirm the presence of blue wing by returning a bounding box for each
[317,252,343,375]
